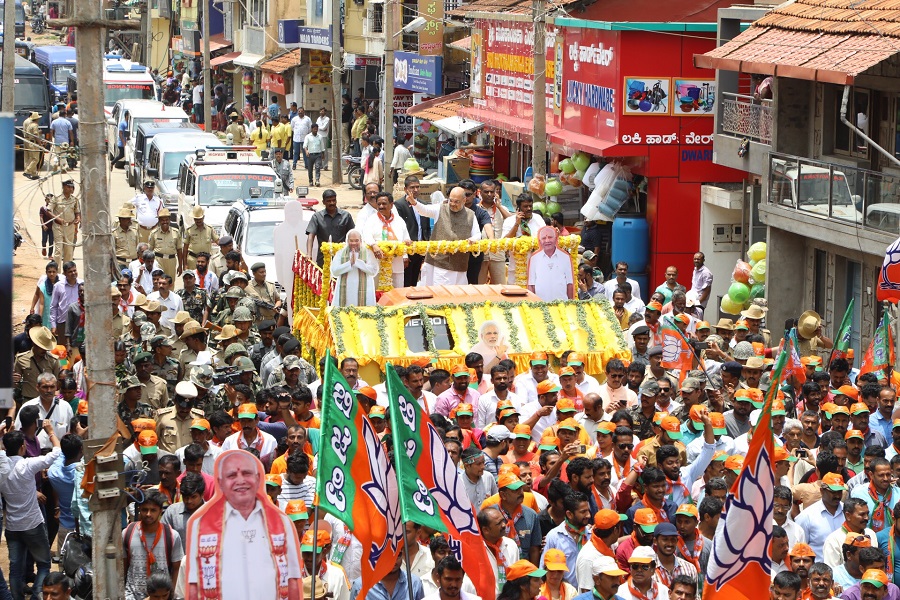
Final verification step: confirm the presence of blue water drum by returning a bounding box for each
[612,217,650,300]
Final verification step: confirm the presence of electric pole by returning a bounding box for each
[202,0,211,130]
[2,0,16,112]
[50,1,139,595]
[330,4,342,184]
[531,0,546,177]
[383,0,395,171]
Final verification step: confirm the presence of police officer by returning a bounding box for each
[246,263,281,322]
[149,207,182,278]
[114,205,139,270]
[182,206,217,270]
[132,180,163,245]
[168,311,192,358]
[208,235,234,280]
[134,351,170,411]
[225,112,248,145]
[23,111,43,180]
[49,179,81,264]
[176,271,208,324]
[150,335,182,397]
[155,381,205,453]
[250,320,277,371]
[13,326,60,403]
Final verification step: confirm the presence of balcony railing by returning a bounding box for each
[768,152,900,235]
[721,93,773,144]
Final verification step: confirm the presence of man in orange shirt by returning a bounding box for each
[558,367,585,409]
[270,425,315,476]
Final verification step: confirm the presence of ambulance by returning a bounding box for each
[101,56,159,119]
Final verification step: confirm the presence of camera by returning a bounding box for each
[212,366,242,386]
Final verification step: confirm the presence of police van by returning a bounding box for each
[176,146,278,235]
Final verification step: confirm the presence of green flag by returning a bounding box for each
[832,298,855,361]
[314,351,361,526]
[384,363,448,532]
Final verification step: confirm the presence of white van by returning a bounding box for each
[102,57,160,119]
[770,159,863,223]
[107,99,189,177]
[145,131,221,219]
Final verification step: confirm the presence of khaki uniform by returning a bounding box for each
[112,312,131,339]
[208,252,227,280]
[50,194,80,264]
[183,223,217,270]
[14,350,60,404]
[23,118,42,177]
[113,225,139,266]
[139,374,170,412]
[155,406,205,453]
[179,347,220,374]
[149,226,182,279]
[246,280,279,321]
[225,122,248,145]
[169,337,187,359]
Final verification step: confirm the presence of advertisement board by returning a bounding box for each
[394,52,442,95]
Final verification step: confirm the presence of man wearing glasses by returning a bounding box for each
[598,359,637,418]
[502,193,547,284]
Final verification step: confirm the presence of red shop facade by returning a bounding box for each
[460,16,745,291]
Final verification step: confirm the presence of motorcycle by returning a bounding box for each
[342,154,362,190]
[31,6,45,34]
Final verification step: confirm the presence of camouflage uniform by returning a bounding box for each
[151,357,182,397]
[176,287,208,324]
[117,399,154,428]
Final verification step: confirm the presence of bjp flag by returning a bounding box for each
[858,312,894,381]
[660,315,693,384]
[703,334,791,600]
[878,235,900,303]
[315,353,404,598]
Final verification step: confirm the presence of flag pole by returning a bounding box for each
[402,531,416,600]
[312,504,320,595]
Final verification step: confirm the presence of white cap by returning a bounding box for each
[175,381,199,399]
[591,555,627,577]
[628,546,658,563]
[486,426,515,442]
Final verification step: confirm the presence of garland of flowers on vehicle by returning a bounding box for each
[575,301,597,350]
[593,297,627,349]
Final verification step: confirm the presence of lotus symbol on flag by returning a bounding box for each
[662,334,682,363]
[428,427,479,536]
[706,447,773,590]
[881,238,900,293]
[360,419,403,568]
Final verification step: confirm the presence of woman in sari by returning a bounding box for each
[331,229,378,307]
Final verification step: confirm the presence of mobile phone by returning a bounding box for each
[796,448,808,457]
[2,417,11,430]
[694,341,709,350]
[579,444,586,454]
[79,415,88,428]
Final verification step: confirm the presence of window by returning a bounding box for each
[372,4,383,33]
[834,88,870,158]
[248,0,266,27]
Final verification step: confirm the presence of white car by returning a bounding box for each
[770,159,863,223]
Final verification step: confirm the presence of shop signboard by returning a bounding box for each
[297,26,333,51]
[558,26,618,142]
[262,72,285,95]
[278,19,303,48]
[394,51,442,95]
[418,0,444,56]
[394,94,415,140]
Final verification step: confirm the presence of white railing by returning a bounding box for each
[721,92,773,144]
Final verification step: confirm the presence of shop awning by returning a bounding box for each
[432,115,483,137]
[407,89,470,121]
[209,34,232,53]
[459,105,560,145]
[260,49,303,74]
[210,51,241,67]
[234,52,266,68]
[549,130,645,158]
[448,36,470,52]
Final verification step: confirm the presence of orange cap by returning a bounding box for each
[844,532,872,548]
[265,474,283,487]
[774,446,797,463]
[558,366,576,377]
[800,356,823,366]
[822,402,838,417]
[285,499,309,520]
[566,353,584,366]
[653,411,669,425]
[557,417,579,432]
[724,455,744,473]
[597,421,616,435]
[455,403,474,416]
[137,430,158,454]
[633,508,660,532]
[660,416,682,439]
[850,402,869,414]
[507,560,547,581]
[530,351,549,365]
[845,429,865,441]
[451,364,469,377]
[696,321,710,330]
[357,386,378,401]
[676,504,699,518]
[498,472,526,490]
[674,313,691,325]
[514,424,532,439]
[368,405,387,419]
[822,472,847,490]
[543,548,570,572]
[861,569,889,588]
[77,400,89,415]
[537,380,561,395]
[789,543,816,557]
[556,397,576,412]
[839,385,859,400]
[538,435,560,450]
[646,301,663,312]
[301,529,332,551]
[831,405,851,416]
[131,418,157,432]
[594,509,627,530]
[237,403,258,419]
[190,418,210,431]
[499,463,521,477]
[751,342,765,356]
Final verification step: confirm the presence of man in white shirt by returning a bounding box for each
[519,379,562,440]
[513,352,561,406]
[566,352,602,396]
[303,124,326,187]
[603,261,642,301]
[291,108,313,170]
[476,365,522,429]
[176,419,222,476]
[527,225,573,301]
[220,403,279,470]
[362,192,411,288]
[148,274,184,332]
[316,108,331,170]
[403,522,435,582]
[691,252,713,311]
[390,142,412,184]
[301,529,351,600]
[478,506,519,594]
[1,423,61,600]
[15,373,74,449]
[131,181,163,244]
[502,194,546,284]
[422,555,481,600]
[597,358,638,415]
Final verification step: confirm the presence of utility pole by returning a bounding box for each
[202,0,211,130]
[2,0,16,112]
[383,0,395,172]
[330,4,342,184]
[531,0,546,177]
[49,2,139,597]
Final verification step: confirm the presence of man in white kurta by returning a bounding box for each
[502,195,546,285]
[527,226,574,301]
[362,194,411,289]
[409,187,481,286]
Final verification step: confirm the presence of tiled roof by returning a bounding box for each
[695,0,900,82]
[259,49,303,74]
[448,36,471,51]
[406,90,471,120]
[449,0,574,17]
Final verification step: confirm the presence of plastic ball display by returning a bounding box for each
[545,179,563,197]
[727,281,751,303]
[572,152,591,172]
[750,283,766,299]
[546,201,562,215]
[559,158,576,173]
[720,295,743,315]
[533,201,547,215]
[750,260,767,283]
[732,261,752,284]
[747,242,767,262]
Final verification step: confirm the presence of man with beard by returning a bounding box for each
[620,466,678,534]
[609,427,636,491]
[541,492,592,585]
[220,403,279,469]
[485,472,542,564]
[850,457,900,548]
[591,458,615,511]
[571,555,627,600]
[723,387,754,438]
[787,543,816,592]
[654,413,715,507]
[575,509,625,592]
[567,458,598,516]
[477,365,521,429]
[403,364,437,415]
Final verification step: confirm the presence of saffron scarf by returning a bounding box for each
[485,538,509,587]
[335,243,370,307]
[665,478,690,504]
[590,531,616,558]
[676,535,703,572]
[627,577,659,600]
[641,494,669,523]
[195,499,291,600]
[869,482,895,532]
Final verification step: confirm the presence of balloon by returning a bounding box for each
[545,179,563,197]
[750,259,767,283]
[750,283,766,299]
[732,260,752,284]
[559,158,576,173]
[748,241,767,262]
[728,281,751,304]
[572,152,591,172]
[533,201,547,215]
[546,201,562,215]
[720,295,743,315]
[528,174,546,196]
[574,169,586,181]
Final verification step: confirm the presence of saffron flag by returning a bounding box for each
[859,312,895,381]
[703,334,791,600]
[877,235,900,303]
[831,298,855,362]
[384,365,498,600]
[660,316,693,383]
[779,328,806,386]
[315,353,403,597]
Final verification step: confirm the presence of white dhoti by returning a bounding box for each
[420,263,468,286]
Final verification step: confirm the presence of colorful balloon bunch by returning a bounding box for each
[720,242,767,315]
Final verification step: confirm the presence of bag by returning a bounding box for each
[60,531,91,579]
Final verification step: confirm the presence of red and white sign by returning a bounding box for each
[261,72,285,95]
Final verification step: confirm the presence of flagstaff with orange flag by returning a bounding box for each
[703,333,792,600]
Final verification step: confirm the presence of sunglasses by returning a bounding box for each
[631,563,654,571]
[618,443,634,450]
[608,373,624,379]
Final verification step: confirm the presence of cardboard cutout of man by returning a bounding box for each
[527,226,573,301]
